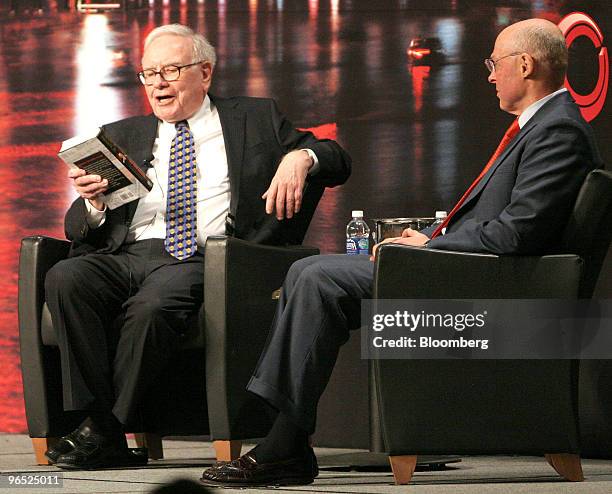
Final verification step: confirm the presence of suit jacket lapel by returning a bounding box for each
[134,114,159,172]
[460,124,533,207]
[124,113,159,225]
[211,94,245,219]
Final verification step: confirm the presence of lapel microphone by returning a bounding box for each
[141,155,154,170]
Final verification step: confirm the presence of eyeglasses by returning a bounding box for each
[137,61,203,85]
[484,52,522,73]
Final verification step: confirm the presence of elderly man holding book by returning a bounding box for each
[44,23,351,470]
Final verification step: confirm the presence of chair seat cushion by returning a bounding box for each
[40,303,205,349]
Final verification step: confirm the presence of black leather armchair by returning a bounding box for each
[370,168,612,484]
[18,234,318,464]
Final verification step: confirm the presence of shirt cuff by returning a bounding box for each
[84,199,107,228]
[302,148,320,175]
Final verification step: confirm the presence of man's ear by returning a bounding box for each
[519,53,535,79]
[201,61,213,86]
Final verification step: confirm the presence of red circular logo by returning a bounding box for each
[558,12,608,122]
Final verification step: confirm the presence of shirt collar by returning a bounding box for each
[518,87,567,128]
[185,94,212,131]
[159,94,212,136]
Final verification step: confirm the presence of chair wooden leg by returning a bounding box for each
[32,438,57,465]
[213,440,242,462]
[388,455,418,484]
[133,433,164,460]
[545,453,584,481]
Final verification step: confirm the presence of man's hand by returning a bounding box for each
[263,150,313,220]
[68,168,108,211]
[370,229,430,260]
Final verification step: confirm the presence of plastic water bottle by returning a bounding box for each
[346,210,370,255]
[431,210,448,228]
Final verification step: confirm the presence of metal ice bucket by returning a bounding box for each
[372,217,435,243]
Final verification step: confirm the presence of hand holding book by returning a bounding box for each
[68,167,109,211]
[58,128,153,209]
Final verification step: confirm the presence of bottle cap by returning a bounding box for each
[435,210,447,219]
[351,210,364,218]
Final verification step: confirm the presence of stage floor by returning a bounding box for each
[2,435,612,493]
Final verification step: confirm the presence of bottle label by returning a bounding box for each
[346,237,369,255]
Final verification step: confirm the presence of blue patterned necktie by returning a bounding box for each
[165,121,198,260]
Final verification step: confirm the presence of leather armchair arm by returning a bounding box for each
[204,236,319,439]
[374,244,583,299]
[19,236,71,327]
[18,236,70,436]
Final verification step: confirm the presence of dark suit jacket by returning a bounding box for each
[427,92,602,254]
[64,95,351,256]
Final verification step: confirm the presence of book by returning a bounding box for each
[58,128,153,209]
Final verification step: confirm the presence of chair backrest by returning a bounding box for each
[565,169,612,459]
[560,168,612,298]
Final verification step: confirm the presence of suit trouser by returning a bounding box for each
[247,254,374,434]
[44,239,204,425]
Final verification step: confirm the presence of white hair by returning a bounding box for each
[144,24,217,68]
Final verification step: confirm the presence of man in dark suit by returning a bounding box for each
[44,23,350,469]
[201,18,602,487]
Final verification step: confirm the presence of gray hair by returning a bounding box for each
[144,24,217,68]
[512,22,568,87]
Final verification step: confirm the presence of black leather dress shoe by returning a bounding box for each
[200,447,318,487]
[45,423,121,464]
[45,428,82,464]
[54,432,148,470]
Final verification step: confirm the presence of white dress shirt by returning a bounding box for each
[129,96,230,245]
[87,95,230,247]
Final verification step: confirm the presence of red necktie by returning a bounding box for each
[430,119,520,239]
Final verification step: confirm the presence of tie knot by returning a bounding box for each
[175,121,189,131]
[506,119,520,139]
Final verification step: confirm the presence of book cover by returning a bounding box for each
[58,128,153,209]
